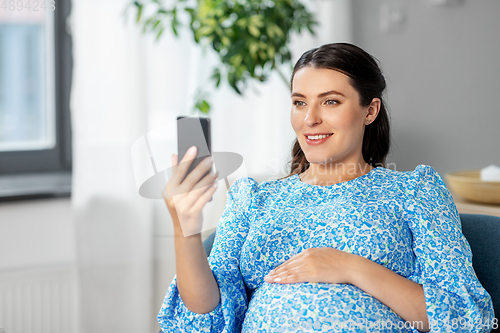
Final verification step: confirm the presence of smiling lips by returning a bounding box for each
[304,133,333,145]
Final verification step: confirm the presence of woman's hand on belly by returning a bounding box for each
[264,247,430,332]
[263,247,355,285]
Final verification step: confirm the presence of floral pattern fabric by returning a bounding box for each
[158,164,495,332]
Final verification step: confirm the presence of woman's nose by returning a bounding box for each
[304,104,322,126]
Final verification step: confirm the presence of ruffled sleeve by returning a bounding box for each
[158,177,258,332]
[404,164,495,332]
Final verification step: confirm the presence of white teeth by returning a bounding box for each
[307,134,332,140]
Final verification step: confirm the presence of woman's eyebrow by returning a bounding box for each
[291,90,346,98]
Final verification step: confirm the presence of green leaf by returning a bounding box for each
[272,24,285,38]
[232,54,243,67]
[136,4,143,23]
[211,68,221,87]
[248,41,258,56]
[200,100,210,113]
[228,72,242,94]
[248,25,260,38]
[171,17,180,37]
[236,17,248,28]
[198,25,214,36]
[265,26,275,39]
[156,27,165,40]
[267,46,275,60]
[221,36,230,46]
[250,15,265,28]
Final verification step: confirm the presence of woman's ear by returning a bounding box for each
[366,97,381,120]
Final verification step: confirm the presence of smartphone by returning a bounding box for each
[177,116,213,184]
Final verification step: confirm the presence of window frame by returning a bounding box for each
[0,0,72,200]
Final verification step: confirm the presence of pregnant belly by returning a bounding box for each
[241,281,413,333]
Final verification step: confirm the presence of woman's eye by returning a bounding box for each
[293,100,306,107]
[325,100,338,106]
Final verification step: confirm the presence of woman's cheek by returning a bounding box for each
[290,112,303,132]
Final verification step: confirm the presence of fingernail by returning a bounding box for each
[188,146,197,155]
[204,157,213,165]
[274,277,281,282]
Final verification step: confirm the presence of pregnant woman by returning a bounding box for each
[158,43,494,332]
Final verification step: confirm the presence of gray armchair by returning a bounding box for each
[459,213,500,330]
[201,213,499,329]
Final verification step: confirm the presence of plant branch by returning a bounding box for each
[272,63,290,90]
[130,0,317,113]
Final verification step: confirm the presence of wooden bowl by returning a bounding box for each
[445,170,500,205]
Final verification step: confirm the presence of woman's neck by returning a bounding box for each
[299,162,375,186]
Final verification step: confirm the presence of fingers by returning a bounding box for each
[171,153,178,171]
[164,154,179,201]
[201,168,219,187]
[268,252,304,276]
[166,154,176,200]
[266,270,309,284]
[163,147,218,236]
[265,263,305,282]
[182,156,216,193]
[191,181,219,213]
[180,169,218,210]
[170,146,198,190]
[171,181,218,237]
[186,157,217,191]
[172,146,216,197]
[172,158,218,205]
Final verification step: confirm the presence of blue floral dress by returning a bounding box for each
[158,164,495,332]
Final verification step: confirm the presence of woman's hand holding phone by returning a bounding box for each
[163,146,219,237]
[163,145,222,314]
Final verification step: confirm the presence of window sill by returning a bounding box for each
[0,171,71,201]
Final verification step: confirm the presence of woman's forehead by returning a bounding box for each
[292,67,354,96]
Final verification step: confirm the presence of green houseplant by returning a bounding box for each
[129,0,318,114]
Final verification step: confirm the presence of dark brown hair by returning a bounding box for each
[280,42,391,179]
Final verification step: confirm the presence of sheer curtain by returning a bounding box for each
[70,0,351,331]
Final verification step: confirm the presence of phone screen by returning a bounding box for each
[177,116,212,183]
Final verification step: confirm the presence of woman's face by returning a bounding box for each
[290,66,379,168]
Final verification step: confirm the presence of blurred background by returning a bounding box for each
[0,0,499,332]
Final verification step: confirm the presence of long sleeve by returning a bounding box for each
[158,177,257,332]
[404,164,495,332]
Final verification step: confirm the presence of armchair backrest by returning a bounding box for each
[459,213,500,325]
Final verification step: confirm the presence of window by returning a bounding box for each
[0,0,72,200]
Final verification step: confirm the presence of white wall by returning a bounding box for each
[0,198,77,333]
[352,0,500,175]
[0,198,75,270]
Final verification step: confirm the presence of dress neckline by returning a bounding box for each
[290,166,382,190]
